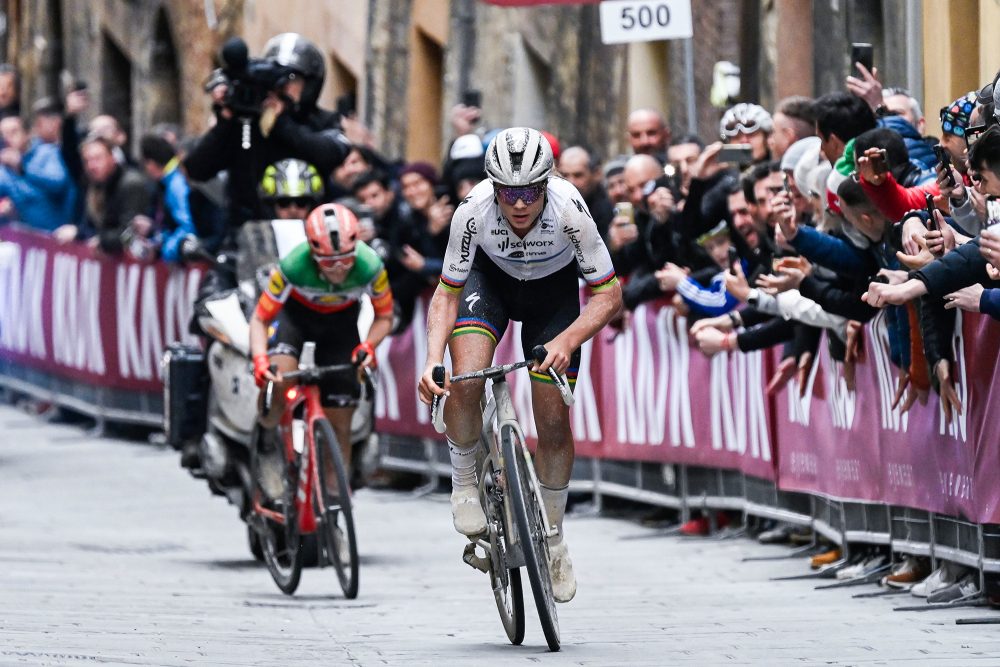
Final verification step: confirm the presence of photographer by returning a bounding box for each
[617,154,710,310]
[184,34,351,237]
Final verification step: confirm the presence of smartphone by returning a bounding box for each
[728,247,739,275]
[717,144,754,166]
[613,201,635,225]
[461,89,482,108]
[988,198,1000,228]
[925,193,937,232]
[869,149,888,176]
[851,42,874,73]
[933,144,955,187]
[782,172,792,197]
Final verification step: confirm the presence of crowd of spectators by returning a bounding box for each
[2,39,996,408]
[4,30,1000,601]
[1,40,995,376]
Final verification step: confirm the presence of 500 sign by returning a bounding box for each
[620,3,671,30]
[599,0,693,45]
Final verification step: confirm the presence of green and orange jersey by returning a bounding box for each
[255,240,393,321]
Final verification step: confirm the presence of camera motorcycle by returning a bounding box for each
[163,221,378,560]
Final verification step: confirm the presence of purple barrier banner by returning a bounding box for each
[0,226,204,393]
[374,292,777,480]
[772,309,999,522]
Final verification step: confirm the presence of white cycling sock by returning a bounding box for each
[540,483,569,546]
[448,438,478,489]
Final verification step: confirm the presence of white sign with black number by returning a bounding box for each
[599,0,693,45]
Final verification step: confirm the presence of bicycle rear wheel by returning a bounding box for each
[314,418,359,599]
[480,455,525,645]
[250,425,303,595]
[501,426,560,651]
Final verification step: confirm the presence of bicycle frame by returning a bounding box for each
[470,376,557,560]
[252,382,324,534]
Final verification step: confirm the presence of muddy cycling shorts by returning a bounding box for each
[453,255,581,386]
[267,299,361,407]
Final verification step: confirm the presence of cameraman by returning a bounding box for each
[184,33,351,237]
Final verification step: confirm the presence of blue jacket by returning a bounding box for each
[0,139,76,232]
[877,115,937,183]
[790,224,910,368]
[676,270,740,317]
[157,158,198,262]
[788,226,876,276]
[980,289,1000,321]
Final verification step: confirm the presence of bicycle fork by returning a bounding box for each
[492,383,559,543]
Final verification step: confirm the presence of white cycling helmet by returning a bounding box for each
[484,127,554,186]
[720,103,773,139]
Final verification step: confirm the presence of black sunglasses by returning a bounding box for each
[274,197,314,209]
[965,123,989,149]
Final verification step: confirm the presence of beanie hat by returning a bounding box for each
[399,161,439,186]
[940,91,977,138]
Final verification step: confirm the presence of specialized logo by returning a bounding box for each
[571,198,593,219]
[459,218,476,263]
[465,291,481,311]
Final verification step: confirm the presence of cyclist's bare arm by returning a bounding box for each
[360,270,395,369]
[418,285,461,405]
[537,281,622,374]
[249,289,285,384]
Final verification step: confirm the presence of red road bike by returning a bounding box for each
[250,343,363,598]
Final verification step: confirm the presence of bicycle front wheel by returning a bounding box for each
[314,419,359,599]
[250,425,303,595]
[480,455,525,645]
[501,426,560,651]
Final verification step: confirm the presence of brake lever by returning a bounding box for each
[262,363,278,413]
[531,345,574,406]
[547,368,575,407]
[430,365,447,434]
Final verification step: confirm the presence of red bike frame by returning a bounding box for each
[252,383,326,534]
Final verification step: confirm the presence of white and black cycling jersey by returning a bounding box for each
[438,177,618,294]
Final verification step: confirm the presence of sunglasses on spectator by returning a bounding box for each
[314,250,356,269]
[494,183,547,206]
[275,197,314,209]
[965,123,988,149]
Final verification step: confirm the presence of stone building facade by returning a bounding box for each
[4,1,997,166]
[12,0,234,150]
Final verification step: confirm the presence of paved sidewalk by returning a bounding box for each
[2,404,1000,665]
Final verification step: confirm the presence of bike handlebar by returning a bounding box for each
[263,361,367,414]
[429,345,574,434]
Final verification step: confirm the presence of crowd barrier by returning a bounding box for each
[3,226,1000,576]
[0,226,204,427]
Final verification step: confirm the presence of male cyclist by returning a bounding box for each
[417,127,623,602]
[249,203,394,495]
